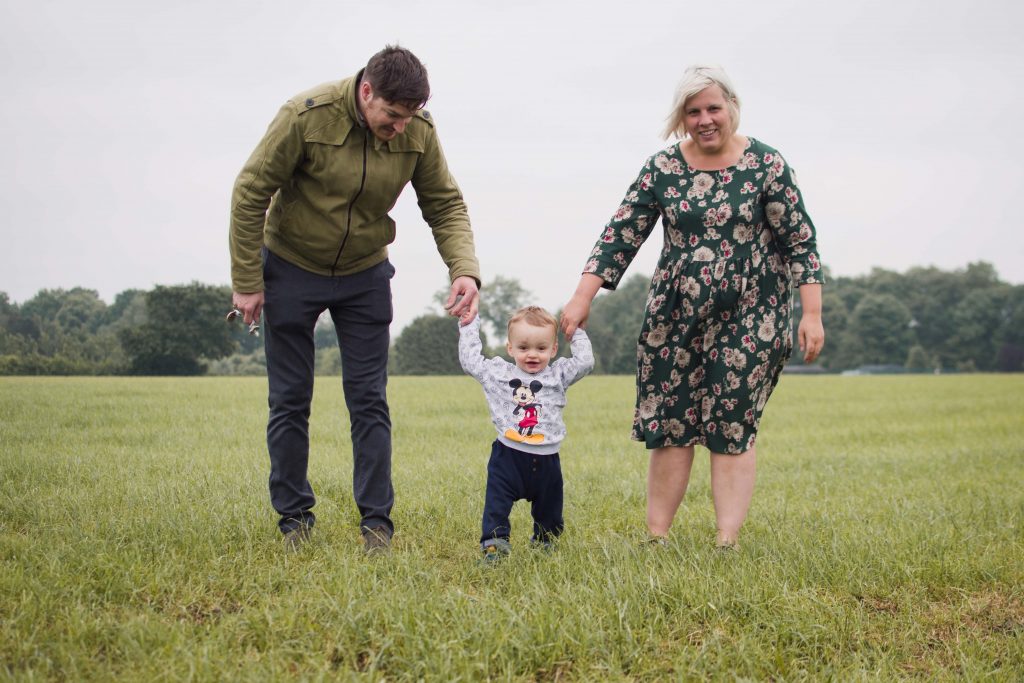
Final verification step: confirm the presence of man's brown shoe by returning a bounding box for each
[283,524,311,553]
[361,526,391,556]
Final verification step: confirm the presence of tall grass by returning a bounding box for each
[1,375,1022,680]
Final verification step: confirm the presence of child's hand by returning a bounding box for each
[459,309,475,326]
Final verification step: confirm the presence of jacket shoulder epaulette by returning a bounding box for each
[289,81,342,115]
[415,109,435,128]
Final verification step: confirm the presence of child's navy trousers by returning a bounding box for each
[480,439,564,546]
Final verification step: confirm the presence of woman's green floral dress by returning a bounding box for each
[584,138,824,454]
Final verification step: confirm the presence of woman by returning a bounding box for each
[560,65,824,549]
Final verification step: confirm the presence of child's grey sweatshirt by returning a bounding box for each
[458,317,594,455]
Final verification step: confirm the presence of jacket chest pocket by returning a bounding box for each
[362,149,419,212]
[303,142,365,192]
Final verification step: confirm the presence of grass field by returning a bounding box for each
[1,374,1022,681]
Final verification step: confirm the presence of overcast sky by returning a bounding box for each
[2,0,1022,334]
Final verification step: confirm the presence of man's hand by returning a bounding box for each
[445,276,479,325]
[232,291,265,327]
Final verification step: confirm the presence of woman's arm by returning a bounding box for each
[763,152,824,287]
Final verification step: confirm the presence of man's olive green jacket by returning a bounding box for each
[229,72,479,293]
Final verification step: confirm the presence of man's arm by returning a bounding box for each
[411,119,481,322]
[229,102,305,296]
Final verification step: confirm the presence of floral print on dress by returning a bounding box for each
[583,138,823,454]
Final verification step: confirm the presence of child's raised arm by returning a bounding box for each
[457,316,488,382]
[556,328,595,387]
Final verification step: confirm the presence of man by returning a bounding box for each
[229,46,480,554]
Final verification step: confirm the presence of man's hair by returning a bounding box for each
[507,306,558,337]
[362,45,430,110]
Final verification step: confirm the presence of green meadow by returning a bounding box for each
[1,374,1022,681]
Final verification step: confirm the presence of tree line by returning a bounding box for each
[1,261,1021,376]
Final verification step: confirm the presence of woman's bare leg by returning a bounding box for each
[709,447,756,546]
[646,446,696,537]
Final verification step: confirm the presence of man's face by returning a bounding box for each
[359,81,415,141]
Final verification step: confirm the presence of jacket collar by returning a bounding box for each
[316,69,413,152]
[347,69,367,127]
[340,69,388,150]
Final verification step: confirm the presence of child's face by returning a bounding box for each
[507,321,558,374]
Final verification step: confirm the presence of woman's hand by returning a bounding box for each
[798,313,825,363]
[560,294,592,338]
[561,274,604,338]
[796,283,824,363]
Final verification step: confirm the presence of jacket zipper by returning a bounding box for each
[331,129,369,274]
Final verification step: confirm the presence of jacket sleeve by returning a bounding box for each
[582,156,662,291]
[556,329,595,388]
[762,152,825,286]
[458,317,488,382]
[229,102,306,293]
[411,124,481,285]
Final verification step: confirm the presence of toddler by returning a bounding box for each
[458,306,594,561]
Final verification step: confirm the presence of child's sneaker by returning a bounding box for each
[529,538,556,553]
[481,538,511,564]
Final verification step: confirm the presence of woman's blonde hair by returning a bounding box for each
[662,64,741,141]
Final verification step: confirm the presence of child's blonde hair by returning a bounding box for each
[507,306,557,337]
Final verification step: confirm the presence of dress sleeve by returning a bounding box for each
[761,152,825,286]
[582,156,662,290]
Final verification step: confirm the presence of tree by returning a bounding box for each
[905,345,934,371]
[949,286,1012,371]
[53,288,107,334]
[119,283,237,375]
[7,288,119,369]
[899,266,965,369]
[0,293,20,355]
[104,289,147,329]
[390,314,461,375]
[845,293,914,367]
[585,273,650,374]
[814,288,850,370]
[995,287,1024,372]
[18,289,66,328]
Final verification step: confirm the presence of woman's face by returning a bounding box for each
[683,85,733,154]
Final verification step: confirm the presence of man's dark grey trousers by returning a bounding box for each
[262,248,395,537]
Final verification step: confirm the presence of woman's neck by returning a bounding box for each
[680,134,748,170]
